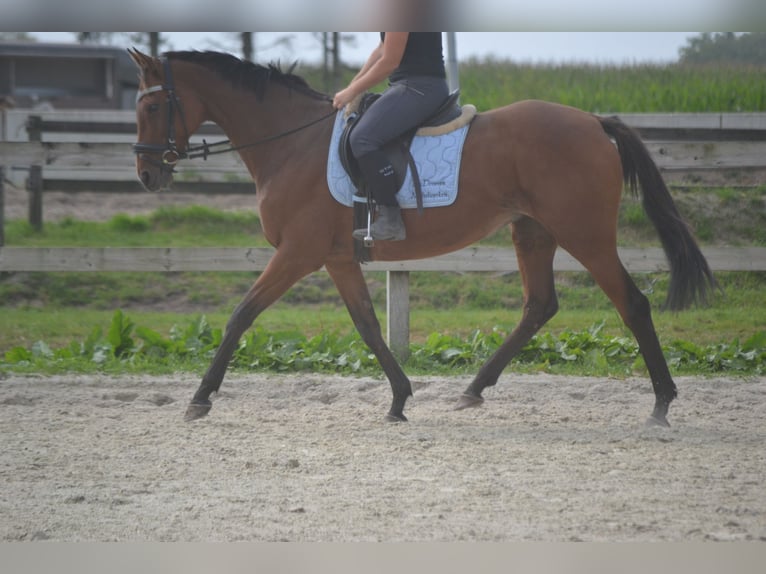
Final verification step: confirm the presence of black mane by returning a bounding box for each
[165,50,330,102]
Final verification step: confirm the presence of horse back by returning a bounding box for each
[463,99,621,181]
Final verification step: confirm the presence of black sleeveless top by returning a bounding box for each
[382,32,446,82]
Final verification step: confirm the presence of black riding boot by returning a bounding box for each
[352,151,406,241]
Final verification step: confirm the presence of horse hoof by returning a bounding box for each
[384,412,408,423]
[454,393,484,411]
[645,414,670,428]
[184,400,212,422]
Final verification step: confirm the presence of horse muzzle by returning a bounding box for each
[136,153,176,192]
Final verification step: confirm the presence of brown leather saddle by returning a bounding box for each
[339,90,462,214]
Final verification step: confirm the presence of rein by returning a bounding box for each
[133,57,335,165]
[183,108,336,160]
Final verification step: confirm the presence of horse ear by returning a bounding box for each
[127,47,147,67]
[128,48,161,83]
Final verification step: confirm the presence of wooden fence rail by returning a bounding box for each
[3,246,765,273]
[0,111,765,229]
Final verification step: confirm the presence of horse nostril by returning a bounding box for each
[140,171,151,186]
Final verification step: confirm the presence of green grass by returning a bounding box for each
[5,188,763,252]
[3,205,265,248]
[3,307,764,377]
[2,267,765,378]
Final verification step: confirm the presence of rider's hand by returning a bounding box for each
[333,88,356,110]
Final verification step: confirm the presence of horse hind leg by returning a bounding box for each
[562,239,676,427]
[457,217,559,409]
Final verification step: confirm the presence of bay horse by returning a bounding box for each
[128,49,715,427]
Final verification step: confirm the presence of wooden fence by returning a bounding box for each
[2,111,253,230]
[1,109,766,229]
[2,110,766,358]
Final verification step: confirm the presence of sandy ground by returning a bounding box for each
[1,372,765,542]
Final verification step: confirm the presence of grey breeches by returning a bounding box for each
[348,75,449,158]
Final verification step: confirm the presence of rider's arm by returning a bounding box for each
[351,41,384,82]
[333,33,409,109]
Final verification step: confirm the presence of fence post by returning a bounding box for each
[386,270,410,361]
[26,115,43,142]
[27,164,43,231]
[0,166,5,246]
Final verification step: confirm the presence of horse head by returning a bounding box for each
[128,48,205,192]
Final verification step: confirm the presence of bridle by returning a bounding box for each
[132,58,188,172]
[132,57,336,171]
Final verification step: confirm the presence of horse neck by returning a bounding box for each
[192,76,332,181]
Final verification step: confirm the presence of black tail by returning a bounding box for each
[598,115,717,310]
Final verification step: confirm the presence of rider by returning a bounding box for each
[333,32,449,241]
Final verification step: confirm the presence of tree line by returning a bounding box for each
[678,32,766,65]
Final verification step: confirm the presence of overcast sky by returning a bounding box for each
[29,31,699,65]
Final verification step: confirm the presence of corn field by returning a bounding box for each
[456,60,766,113]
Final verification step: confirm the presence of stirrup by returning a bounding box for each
[352,205,375,246]
[363,204,374,247]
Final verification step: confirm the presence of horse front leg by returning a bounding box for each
[326,260,413,421]
[184,251,319,421]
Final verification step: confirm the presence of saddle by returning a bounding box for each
[339,90,464,214]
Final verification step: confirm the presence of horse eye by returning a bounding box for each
[147,103,160,113]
